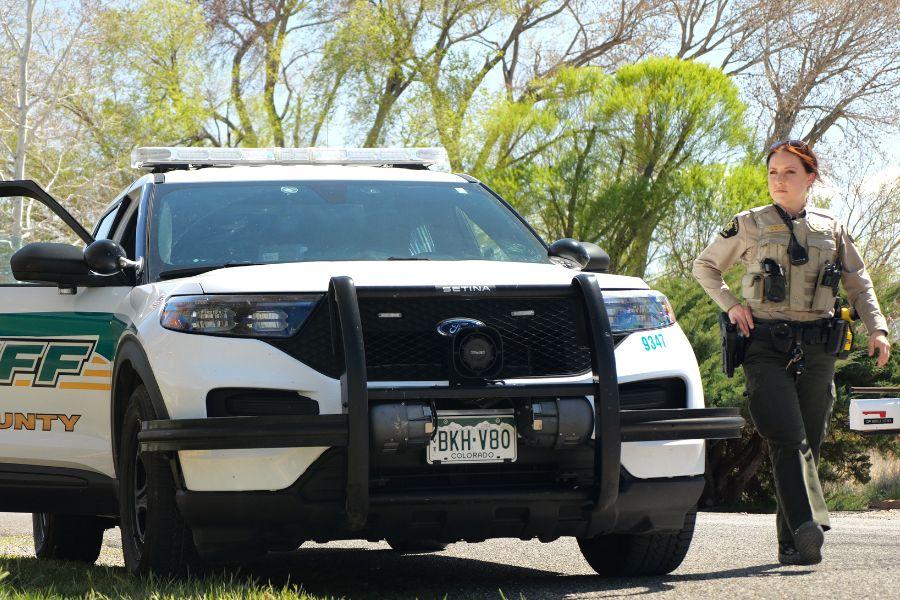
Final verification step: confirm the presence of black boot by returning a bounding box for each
[784,521,824,565]
[778,542,804,565]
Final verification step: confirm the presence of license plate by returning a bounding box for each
[427,410,517,464]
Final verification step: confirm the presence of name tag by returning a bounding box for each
[765,224,789,233]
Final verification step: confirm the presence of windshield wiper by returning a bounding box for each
[157,261,269,280]
[387,256,430,260]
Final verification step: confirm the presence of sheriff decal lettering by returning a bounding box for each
[0,337,111,390]
[0,412,81,432]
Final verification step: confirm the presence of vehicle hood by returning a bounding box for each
[192,261,648,294]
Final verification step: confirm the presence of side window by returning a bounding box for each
[0,195,84,285]
[113,188,143,261]
[92,202,123,240]
[118,208,139,260]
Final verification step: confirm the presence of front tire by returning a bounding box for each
[119,385,200,576]
[578,509,696,576]
[32,513,105,563]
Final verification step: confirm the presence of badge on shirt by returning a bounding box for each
[720,217,738,238]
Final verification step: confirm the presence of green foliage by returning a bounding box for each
[655,160,767,277]
[76,0,214,168]
[477,57,749,277]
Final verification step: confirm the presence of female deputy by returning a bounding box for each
[692,140,891,565]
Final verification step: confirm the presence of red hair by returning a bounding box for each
[766,140,820,180]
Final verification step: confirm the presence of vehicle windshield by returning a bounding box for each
[148,180,549,280]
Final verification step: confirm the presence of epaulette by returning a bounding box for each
[749,204,775,215]
[806,205,835,218]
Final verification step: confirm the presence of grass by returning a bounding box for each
[825,452,900,511]
[0,551,326,600]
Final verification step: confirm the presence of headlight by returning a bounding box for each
[160,294,321,338]
[602,290,676,333]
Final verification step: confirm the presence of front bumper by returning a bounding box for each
[140,406,742,450]
[173,448,706,548]
[140,275,743,536]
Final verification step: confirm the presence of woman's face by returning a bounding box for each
[767,150,815,208]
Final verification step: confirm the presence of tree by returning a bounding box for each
[426,1,661,170]
[0,0,87,247]
[325,0,452,147]
[828,161,900,279]
[667,0,776,75]
[750,1,900,149]
[62,0,214,182]
[479,57,748,276]
[202,0,339,147]
[654,159,768,278]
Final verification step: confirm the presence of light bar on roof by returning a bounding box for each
[131,146,450,171]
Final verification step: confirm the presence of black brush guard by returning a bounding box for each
[140,274,744,531]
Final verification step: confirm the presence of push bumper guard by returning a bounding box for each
[140,275,744,532]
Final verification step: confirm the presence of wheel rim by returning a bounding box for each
[131,444,148,549]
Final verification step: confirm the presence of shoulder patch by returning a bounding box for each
[719,217,739,238]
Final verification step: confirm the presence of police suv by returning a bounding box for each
[0,147,743,577]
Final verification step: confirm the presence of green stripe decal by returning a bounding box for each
[0,313,128,361]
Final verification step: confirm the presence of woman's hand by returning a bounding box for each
[727,303,755,337]
[869,331,891,368]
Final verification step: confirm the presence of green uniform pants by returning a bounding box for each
[743,338,835,543]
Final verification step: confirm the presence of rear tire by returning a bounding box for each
[119,384,200,576]
[32,513,105,563]
[578,509,696,576]
[386,538,448,553]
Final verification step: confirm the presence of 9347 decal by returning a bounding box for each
[641,333,667,351]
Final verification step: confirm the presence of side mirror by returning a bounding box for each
[84,239,127,275]
[548,238,588,268]
[548,238,610,273]
[11,242,95,287]
[579,241,610,273]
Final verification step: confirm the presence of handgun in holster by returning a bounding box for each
[719,312,749,377]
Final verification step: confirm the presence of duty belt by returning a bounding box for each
[750,319,833,377]
[750,319,831,346]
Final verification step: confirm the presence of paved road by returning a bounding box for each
[2,511,899,598]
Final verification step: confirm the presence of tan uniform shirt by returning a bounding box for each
[692,204,888,336]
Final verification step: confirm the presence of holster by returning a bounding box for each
[825,319,846,356]
[719,312,749,377]
[826,304,854,358]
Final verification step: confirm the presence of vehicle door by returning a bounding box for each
[0,181,137,480]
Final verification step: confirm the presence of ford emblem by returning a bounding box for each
[436,317,485,337]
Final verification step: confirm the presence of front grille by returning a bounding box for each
[360,296,591,380]
[272,293,593,381]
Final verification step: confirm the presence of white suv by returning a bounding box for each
[0,147,742,576]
